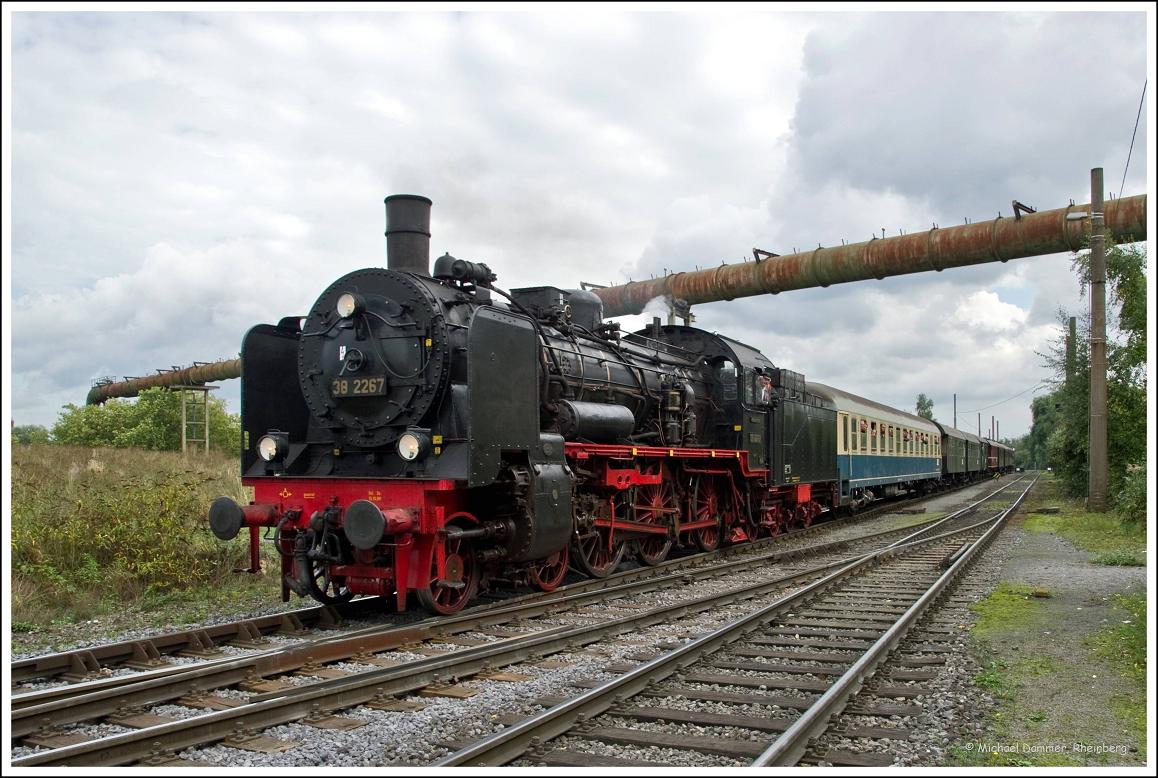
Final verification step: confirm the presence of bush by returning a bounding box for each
[11,425,51,445]
[51,388,241,455]
[1114,466,1146,525]
[10,444,251,608]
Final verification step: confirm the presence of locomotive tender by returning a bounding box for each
[209,195,1011,614]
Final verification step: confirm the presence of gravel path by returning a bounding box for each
[955,514,1146,766]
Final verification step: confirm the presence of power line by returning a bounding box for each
[1119,79,1147,198]
[958,383,1049,414]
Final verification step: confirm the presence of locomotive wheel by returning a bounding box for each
[794,503,812,529]
[529,545,569,592]
[634,473,676,566]
[308,560,355,605]
[572,529,627,578]
[415,533,479,616]
[574,493,629,576]
[307,533,354,605]
[690,476,722,552]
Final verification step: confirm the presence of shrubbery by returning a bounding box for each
[11,445,252,610]
[50,387,241,454]
[1032,244,1146,519]
[1114,466,1146,525]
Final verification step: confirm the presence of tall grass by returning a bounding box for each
[11,445,254,615]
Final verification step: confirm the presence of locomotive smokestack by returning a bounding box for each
[384,194,432,275]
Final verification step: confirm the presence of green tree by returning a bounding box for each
[52,388,241,454]
[1022,394,1059,470]
[1033,243,1146,506]
[11,425,51,445]
[915,393,935,420]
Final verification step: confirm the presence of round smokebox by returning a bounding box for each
[208,496,244,540]
[344,500,386,550]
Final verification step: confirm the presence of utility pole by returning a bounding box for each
[1089,168,1108,512]
[977,413,981,438]
[953,393,957,428]
[1066,316,1077,382]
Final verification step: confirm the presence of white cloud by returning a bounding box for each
[6,9,1150,443]
[950,290,1029,335]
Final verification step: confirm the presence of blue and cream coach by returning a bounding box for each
[809,383,943,510]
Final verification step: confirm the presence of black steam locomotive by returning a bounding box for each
[209,195,845,614]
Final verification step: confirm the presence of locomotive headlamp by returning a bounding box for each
[336,292,365,319]
[397,429,432,462]
[257,433,289,462]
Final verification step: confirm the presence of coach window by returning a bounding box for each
[888,427,894,454]
[870,422,877,453]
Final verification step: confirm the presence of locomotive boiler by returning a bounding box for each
[210,195,839,614]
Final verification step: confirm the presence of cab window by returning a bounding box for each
[716,360,737,402]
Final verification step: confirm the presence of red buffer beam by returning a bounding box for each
[594,194,1147,318]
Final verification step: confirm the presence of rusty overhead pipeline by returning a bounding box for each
[86,359,241,405]
[85,194,1146,403]
[593,194,1147,318]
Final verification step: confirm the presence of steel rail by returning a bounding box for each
[9,549,873,766]
[751,475,1038,765]
[884,474,1026,548]
[7,498,969,723]
[11,477,1007,726]
[13,479,1016,766]
[431,495,1023,767]
[11,483,938,685]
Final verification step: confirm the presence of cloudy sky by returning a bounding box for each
[4,7,1153,440]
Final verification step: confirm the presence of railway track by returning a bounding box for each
[9,477,1026,767]
[439,476,1036,767]
[10,479,996,689]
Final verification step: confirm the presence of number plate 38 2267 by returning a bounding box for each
[331,377,386,397]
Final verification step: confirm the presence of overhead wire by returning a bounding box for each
[957,382,1050,415]
[1118,79,1146,198]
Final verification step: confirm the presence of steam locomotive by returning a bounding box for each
[209,195,1009,615]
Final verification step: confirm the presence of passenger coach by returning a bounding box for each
[808,383,941,510]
